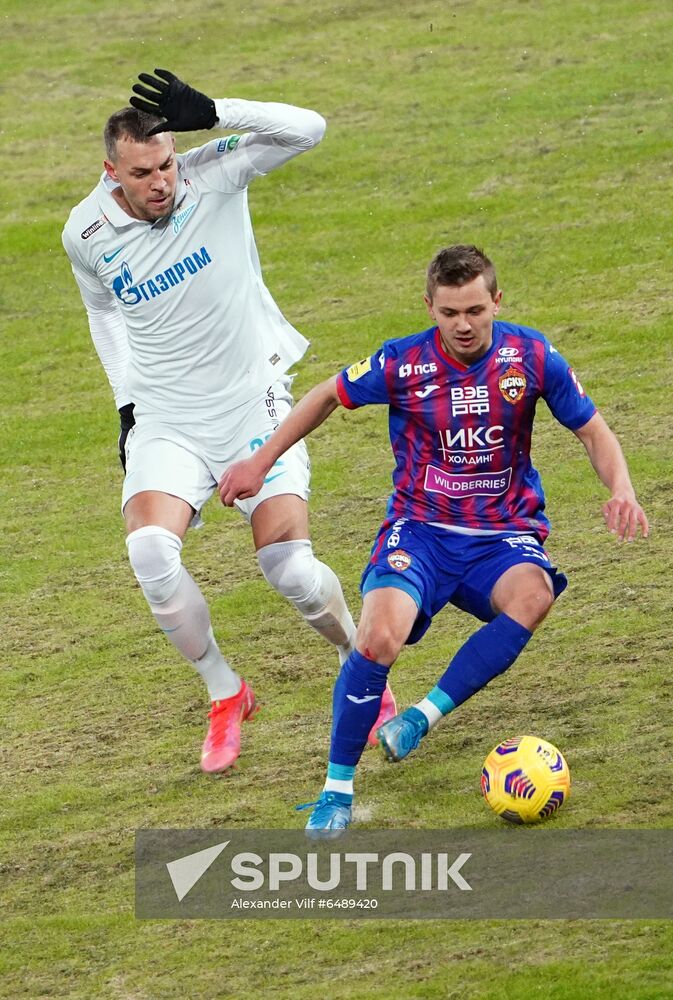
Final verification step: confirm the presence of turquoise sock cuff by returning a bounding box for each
[327,762,356,781]
[427,685,456,716]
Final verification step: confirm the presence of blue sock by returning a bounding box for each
[329,650,389,767]
[436,613,532,709]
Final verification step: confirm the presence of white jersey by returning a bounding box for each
[62,99,325,421]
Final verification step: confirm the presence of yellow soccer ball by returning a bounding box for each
[481,735,571,824]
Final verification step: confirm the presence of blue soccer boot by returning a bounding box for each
[297,791,353,840]
[377,707,429,762]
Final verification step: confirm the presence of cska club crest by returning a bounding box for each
[498,366,527,404]
[387,550,412,572]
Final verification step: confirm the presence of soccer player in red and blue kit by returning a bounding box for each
[219,244,649,838]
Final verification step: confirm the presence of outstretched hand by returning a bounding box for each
[218,455,269,507]
[130,68,217,134]
[602,494,649,541]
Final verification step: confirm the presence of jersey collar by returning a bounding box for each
[432,324,502,371]
[432,328,468,371]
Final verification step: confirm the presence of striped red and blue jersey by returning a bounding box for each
[335,320,596,541]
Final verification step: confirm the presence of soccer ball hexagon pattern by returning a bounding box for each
[481,735,571,824]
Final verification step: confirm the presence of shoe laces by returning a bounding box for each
[295,792,351,813]
[295,800,319,812]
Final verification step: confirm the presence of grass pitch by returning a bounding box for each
[1,0,672,996]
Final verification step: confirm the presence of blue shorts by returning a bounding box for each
[360,519,568,644]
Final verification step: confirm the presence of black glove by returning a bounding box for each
[130,69,217,135]
[118,403,135,472]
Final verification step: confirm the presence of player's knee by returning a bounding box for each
[526,580,555,624]
[355,619,404,667]
[502,582,555,630]
[126,526,183,604]
[257,539,321,607]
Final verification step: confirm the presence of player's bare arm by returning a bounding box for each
[573,411,649,541]
[218,376,341,506]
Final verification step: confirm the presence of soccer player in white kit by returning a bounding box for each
[62,69,395,774]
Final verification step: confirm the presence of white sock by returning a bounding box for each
[257,540,356,660]
[150,574,241,700]
[127,526,241,701]
[192,628,241,701]
[290,555,356,655]
[323,777,354,796]
[414,697,444,731]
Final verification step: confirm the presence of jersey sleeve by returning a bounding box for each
[542,342,596,430]
[336,348,389,409]
[62,230,131,407]
[180,99,326,193]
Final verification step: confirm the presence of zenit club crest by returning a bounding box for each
[387,550,412,571]
[498,366,527,404]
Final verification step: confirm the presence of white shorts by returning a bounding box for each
[121,378,310,523]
